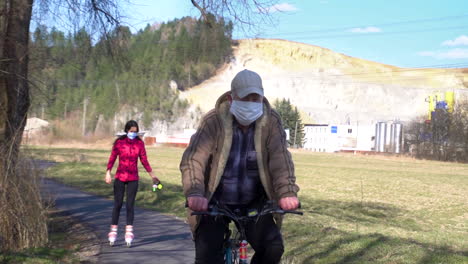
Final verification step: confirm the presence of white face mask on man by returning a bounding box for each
[230,100,263,126]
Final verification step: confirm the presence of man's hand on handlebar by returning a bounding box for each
[187,196,208,211]
[279,196,299,211]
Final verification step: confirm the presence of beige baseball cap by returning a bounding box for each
[231,69,264,98]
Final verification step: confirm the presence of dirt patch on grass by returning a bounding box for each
[49,209,100,263]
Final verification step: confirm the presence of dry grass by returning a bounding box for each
[0,154,48,251]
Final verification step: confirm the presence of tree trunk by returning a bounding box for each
[0,0,33,160]
[1,0,33,246]
[0,0,48,252]
[0,0,8,146]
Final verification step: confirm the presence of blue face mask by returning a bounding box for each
[127,132,138,140]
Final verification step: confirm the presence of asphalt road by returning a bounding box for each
[38,161,195,264]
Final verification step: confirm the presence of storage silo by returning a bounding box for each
[390,123,395,152]
[375,122,387,152]
[390,123,403,153]
[385,122,392,152]
[395,123,403,153]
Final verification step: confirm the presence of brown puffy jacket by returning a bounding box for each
[180,92,300,234]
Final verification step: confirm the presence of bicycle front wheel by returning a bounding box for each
[225,246,238,264]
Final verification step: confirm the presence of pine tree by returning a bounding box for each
[26,16,233,133]
[273,99,305,148]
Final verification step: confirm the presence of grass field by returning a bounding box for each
[25,144,468,264]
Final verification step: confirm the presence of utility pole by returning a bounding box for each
[41,103,45,120]
[114,114,117,134]
[356,120,359,152]
[188,62,191,87]
[115,82,121,103]
[82,97,89,137]
[293,121,298,148]
[114,82,121,134]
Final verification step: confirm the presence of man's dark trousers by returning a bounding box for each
[194,213,284,264]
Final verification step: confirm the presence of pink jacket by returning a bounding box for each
[107,137,152,182]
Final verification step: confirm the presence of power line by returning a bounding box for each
[251,25,468,41]
[411,62,468,69]
[29,61,467,86]
[38,72,464,85]
[192,76,465,86]
[259,14,468,37]
[294,64,468,79]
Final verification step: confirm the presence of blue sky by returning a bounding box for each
[109,1,468,68]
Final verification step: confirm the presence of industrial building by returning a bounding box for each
[303,91,456,154]
[303,123,385,153]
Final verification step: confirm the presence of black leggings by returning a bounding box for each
[112,179,139,225]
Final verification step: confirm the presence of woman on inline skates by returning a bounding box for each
[105,120,160,247]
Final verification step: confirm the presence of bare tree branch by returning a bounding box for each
[191,0,210,26]
[33,0,125,40]
[90,0,120,25]
[190,0,280,36]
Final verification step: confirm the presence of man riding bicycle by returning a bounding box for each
[180,69,300,264]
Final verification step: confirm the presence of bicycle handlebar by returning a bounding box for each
[190,201,303,239]
[259,209,303,216]
[190,201,303,219]
[191,211,223,216]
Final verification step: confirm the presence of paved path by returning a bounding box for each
[37,161,195,264]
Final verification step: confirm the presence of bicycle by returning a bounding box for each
[191,200,303,264]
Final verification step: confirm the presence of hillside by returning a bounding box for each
[180,39,468,125]
[28,17,233,132]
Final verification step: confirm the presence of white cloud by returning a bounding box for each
[442,35,468,46]
[417,48,468,59]
[267,3,298,13]
[349,27,382,33]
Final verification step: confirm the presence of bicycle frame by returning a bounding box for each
[224,228,246,264]
[191,200,303,264]
[224,229,236,264]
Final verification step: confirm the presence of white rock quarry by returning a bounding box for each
[179,39,468,128]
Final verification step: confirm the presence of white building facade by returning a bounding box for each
[303,123,376,152]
